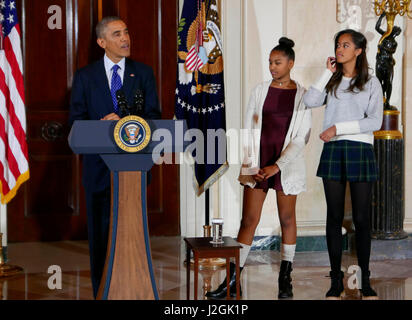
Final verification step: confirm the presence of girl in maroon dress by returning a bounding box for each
[206,38,312,299]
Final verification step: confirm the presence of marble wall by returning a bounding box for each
[242,0,285,236]
[404,18,412,233]
[179,0,286,237]
[285,0,406,235]
[179,0,412,237]
[284,0,339,236]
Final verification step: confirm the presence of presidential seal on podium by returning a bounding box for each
[114,116,151,153]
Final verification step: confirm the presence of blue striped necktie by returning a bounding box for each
[110,65,122,113]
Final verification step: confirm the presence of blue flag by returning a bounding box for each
[175,0,228,196]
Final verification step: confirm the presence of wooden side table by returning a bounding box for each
[184,237,242,300]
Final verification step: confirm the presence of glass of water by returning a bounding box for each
[210,218,224,244]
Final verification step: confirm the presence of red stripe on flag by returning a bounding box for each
[0,112,21,181]
[186,53,196,65]
[4,36,25,102]
[186,51,197,64]
[187,55,203,70]
[0,67,29,161]
[15,24,22,36]
[187,59,197,69]
[186,59,196,69]
[0,161,11,195]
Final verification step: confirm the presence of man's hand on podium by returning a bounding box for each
[101,113,121,121]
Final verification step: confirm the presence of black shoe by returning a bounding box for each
[205,263,243,299]
[360,270,379,300]
[325,271,345,300]
[278,261,293,299]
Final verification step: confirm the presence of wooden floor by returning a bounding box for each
[1,237,412,300]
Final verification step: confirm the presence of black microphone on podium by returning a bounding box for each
[133,89,144,117]
[116,90,129,118]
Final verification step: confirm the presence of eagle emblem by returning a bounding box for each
[178,0,223,95]
[124,124,142,145]
[114,116,151,153]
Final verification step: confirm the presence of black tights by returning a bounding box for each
[323,179,373,275]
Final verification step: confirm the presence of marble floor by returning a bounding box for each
[1,237,412,300]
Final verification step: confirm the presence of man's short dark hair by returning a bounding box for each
[96,16,122,39]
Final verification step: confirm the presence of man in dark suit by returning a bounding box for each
[69,16,161,298]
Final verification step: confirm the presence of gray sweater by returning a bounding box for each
[303,69,383,145]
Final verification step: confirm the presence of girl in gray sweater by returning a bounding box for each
[304,29,383,300]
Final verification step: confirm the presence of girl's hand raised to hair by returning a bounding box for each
[327,57,337,73]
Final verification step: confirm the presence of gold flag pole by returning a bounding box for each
[197,0,226,271]
[0,233,23,278]
[184,0,227,286]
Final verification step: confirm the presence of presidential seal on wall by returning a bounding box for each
[114,116,151,153]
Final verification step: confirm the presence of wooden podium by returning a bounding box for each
[69,119,188,300]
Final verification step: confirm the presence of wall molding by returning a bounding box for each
[404,218,412,233]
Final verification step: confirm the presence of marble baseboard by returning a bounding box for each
[251,234,412,260]
[403,221,412,234]
[368,235,412,261]
[251,235,349,252]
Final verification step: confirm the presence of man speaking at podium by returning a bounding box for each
[69,16,161,298]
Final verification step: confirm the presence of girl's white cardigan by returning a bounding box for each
[238,80,312,195]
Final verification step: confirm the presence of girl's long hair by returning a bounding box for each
[326,29,371,97]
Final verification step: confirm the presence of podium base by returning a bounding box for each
[97,171,158,300]
[0,264,23,278]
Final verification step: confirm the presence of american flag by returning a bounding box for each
[185,0,204,72]
[0,0,29,204]
[186,44,204,72]
[176,0,228,196]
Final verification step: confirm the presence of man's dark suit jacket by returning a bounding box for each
[69,58,161,192]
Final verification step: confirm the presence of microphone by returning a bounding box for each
[116,90,129,118]
[133,89,145,117]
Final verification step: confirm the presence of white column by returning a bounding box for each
[218,0,243,238]
[243,0,284,237]
[219,0,285,238]
[179,156,208,237]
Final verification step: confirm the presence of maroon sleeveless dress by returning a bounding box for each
[255,87,296,192]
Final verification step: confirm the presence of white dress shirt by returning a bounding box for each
[104,54,126,89]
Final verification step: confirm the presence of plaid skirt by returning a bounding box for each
[317,140,379,182]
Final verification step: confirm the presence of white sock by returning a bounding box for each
[281,243,296,263]
[239,243,251,267]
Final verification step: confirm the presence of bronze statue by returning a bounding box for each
[375,13,402,111]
